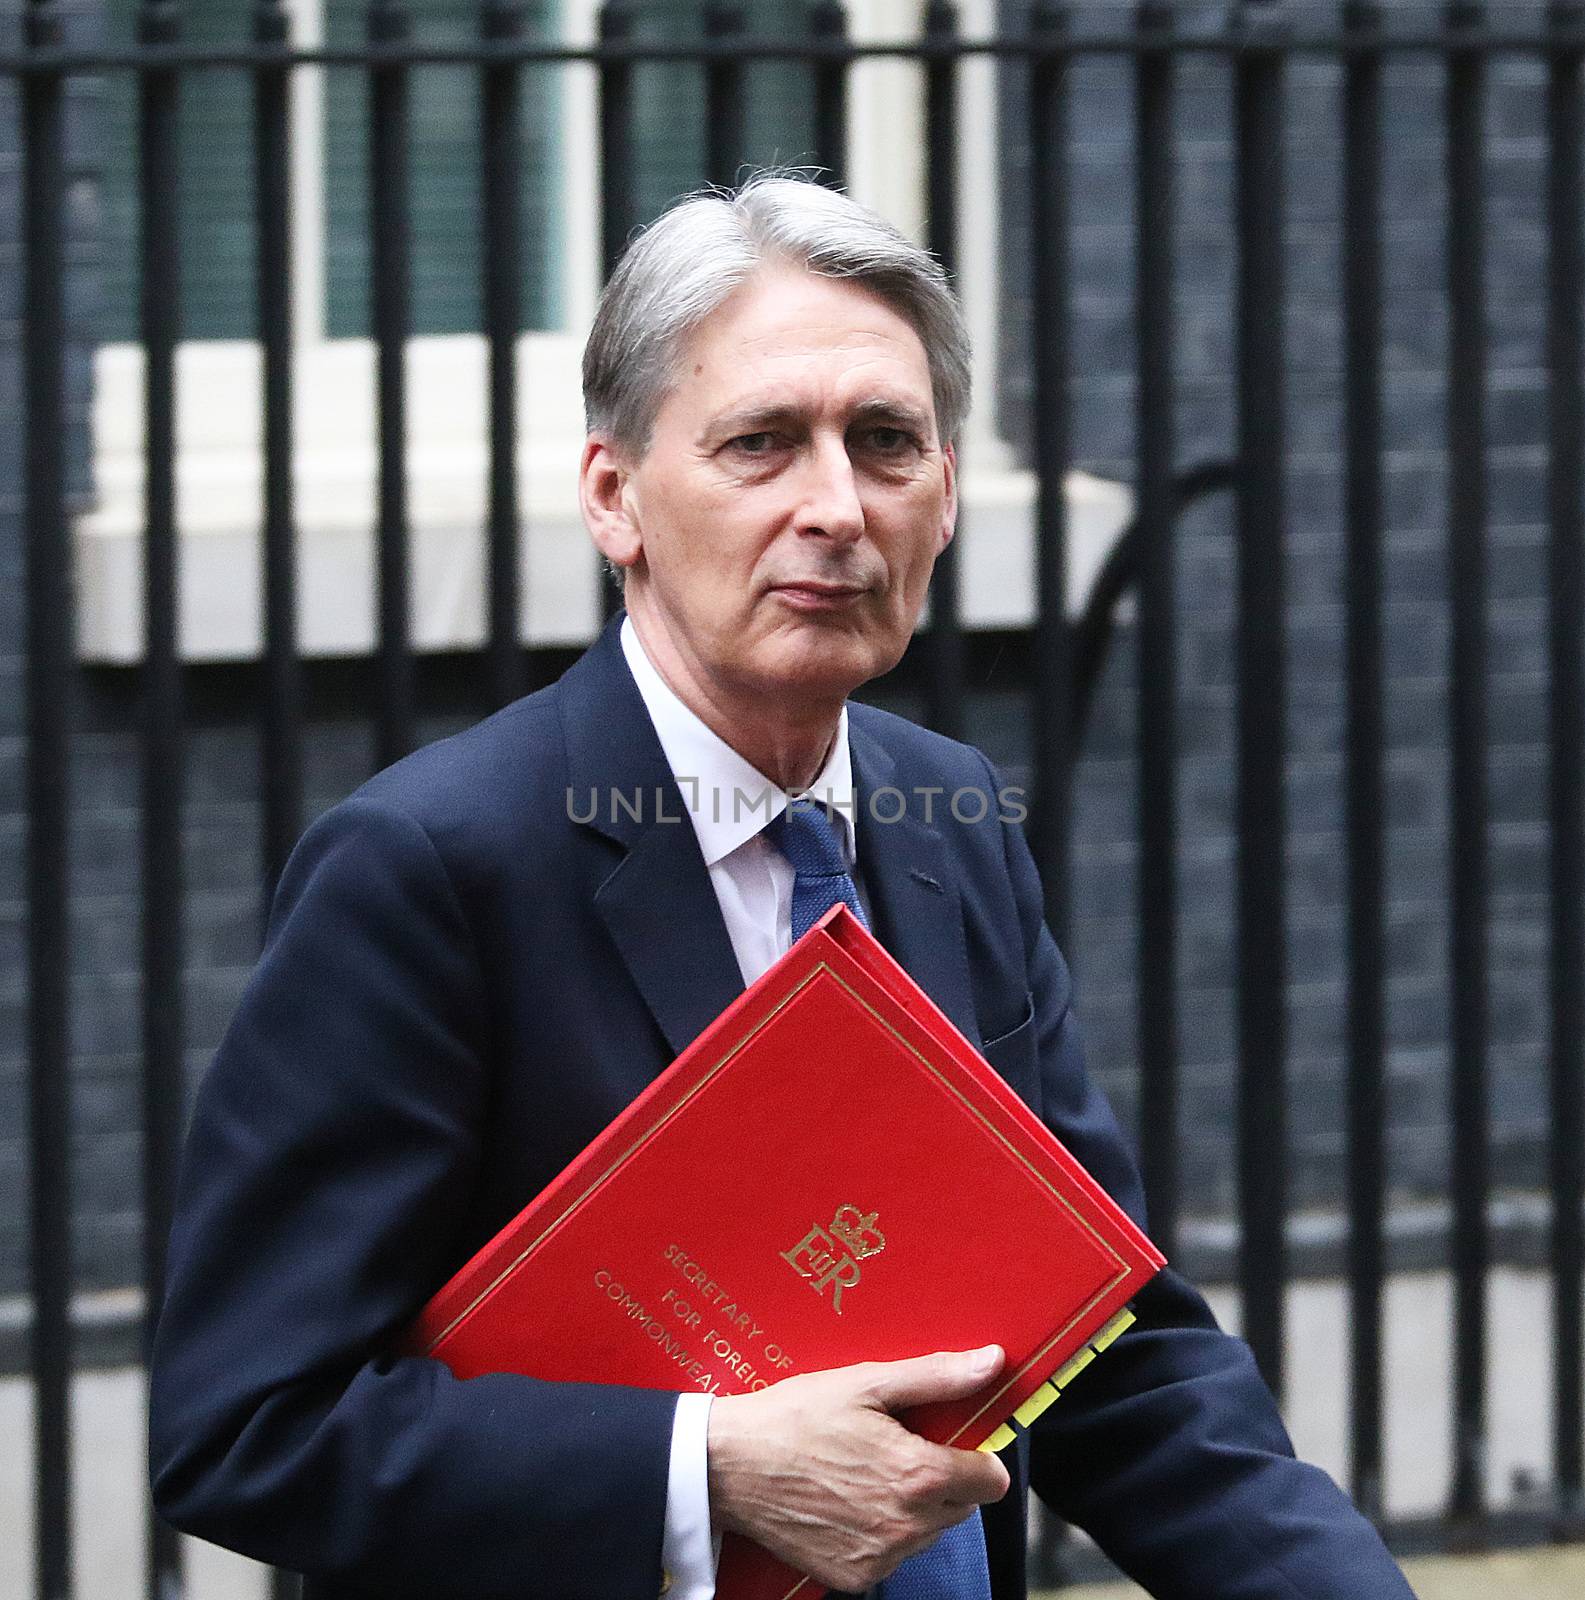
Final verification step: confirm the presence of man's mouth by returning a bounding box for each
[768,580,870,610]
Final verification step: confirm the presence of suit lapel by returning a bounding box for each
[849,714,982,1049]
[559,629,982,1059]
[559,620,745,1062]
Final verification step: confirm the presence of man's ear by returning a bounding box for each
[579,435,644,572]
[938,441,958,553]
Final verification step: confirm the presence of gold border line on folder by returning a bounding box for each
[425,957,1133,1376]
[808,965,1133,1443]
[423,966,830,1353]
[948,1279,1120,1444]
[825,966,1127,1263]
[971,1309,1138,1460]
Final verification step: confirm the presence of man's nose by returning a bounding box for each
[792,438,865,542]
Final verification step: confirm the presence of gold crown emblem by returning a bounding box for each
[829,1206,886,1260]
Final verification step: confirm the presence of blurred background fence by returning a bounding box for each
[3,0,1584,1595]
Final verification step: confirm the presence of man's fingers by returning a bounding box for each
[860,1344,1005,1412]
[706,1361,1013,1594]
[959,1448,1013,1506]
[900,1437,1012,1513]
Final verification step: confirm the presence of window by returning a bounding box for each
[82,0,601,660]
[97,0,566,342]
[77,0,1126,663]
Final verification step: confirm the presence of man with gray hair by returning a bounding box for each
[150,174,1415,1600]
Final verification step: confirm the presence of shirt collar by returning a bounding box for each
[620,616,857,869]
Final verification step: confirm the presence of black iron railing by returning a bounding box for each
[8,1,1585,1596]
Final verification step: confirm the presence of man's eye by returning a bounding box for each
[861,426,918,455]
[729,432,777,455]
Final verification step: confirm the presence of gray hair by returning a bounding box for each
[582,172,972,455]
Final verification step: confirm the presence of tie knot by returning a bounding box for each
[768,798,850,878]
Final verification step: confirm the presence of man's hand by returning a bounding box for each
[705,1345,1012,1593]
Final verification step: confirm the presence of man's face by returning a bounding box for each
[585,265,957,717]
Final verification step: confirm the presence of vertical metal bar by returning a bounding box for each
[253,13,308,1584]
[255,0,301,900]
[597,0,635,621]
[22,2,73,1593]
[1341,0,1386,1525]
[809,0,848,189]
[923,0,964,743]
[1444,0,1490,1527]
[704,1,745,190]
[138,4,187,1595]
[369,0,414,767]
[269,1559,300,1600]
[482,0,526,707]
[1028,1,1072,944]
[598,0,636,281]
[1232,0,1289,1400]
[1546,0,1585,1534]
[1133,0,1180,1259]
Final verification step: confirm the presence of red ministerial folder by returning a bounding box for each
[405,905,1164,1600]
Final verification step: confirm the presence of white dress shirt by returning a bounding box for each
[620,619,859,1599]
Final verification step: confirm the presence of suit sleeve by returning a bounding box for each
[149,797,677,1599]
[995,809,1416,1600]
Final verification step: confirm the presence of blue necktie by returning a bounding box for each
[766,799,994,1600]
[768,798,868,939]
[874,1516,993,1600]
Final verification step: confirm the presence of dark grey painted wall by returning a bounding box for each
[992,0,1561,1228]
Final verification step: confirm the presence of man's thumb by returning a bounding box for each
[864,1345,1005,1412]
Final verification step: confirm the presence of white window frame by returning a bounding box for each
[76,0,1130,664]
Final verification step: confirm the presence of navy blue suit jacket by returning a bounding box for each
[150,620,1414,1599]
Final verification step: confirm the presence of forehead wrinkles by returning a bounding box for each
[695,339,933,429]
[735,318,917,357]
[651,272,936,444]
[692,270,926,365]
[696,332,926,404]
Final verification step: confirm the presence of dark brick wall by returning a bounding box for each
[0,0,1570,1302]
[995,0,1561,1224]
[1,0,117,1300]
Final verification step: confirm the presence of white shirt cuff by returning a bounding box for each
[662,1392,718,1599]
